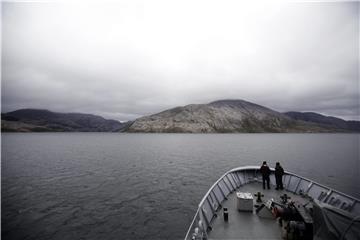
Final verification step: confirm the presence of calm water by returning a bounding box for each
[2,133,359,240]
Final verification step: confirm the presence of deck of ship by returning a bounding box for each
[207,181,308,240]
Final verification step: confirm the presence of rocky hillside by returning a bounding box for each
[127,99,332,133]
[1,109,126,132]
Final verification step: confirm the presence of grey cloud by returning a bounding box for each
[1,1,359,121]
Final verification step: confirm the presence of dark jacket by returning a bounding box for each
[275,165,284,177]
[260,165,270,177]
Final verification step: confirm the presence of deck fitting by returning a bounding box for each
[254,191,264,202]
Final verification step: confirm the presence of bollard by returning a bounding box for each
[254,192,264,203]
[223,207,228,222]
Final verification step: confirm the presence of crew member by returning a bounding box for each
[260,161,271,190]
[275,162,284,190]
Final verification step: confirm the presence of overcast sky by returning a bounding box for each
[2,1,359,121]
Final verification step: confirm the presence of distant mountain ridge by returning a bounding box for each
[1,109,127,132]
[284,111,360,132]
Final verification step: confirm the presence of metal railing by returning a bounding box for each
[184,166,360,240]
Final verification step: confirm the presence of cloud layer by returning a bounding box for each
[2,1,359,121]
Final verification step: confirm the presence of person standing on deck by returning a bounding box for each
[275,162,284,190]
[260,161,271,190]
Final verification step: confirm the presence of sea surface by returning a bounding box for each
[2,133,359,240]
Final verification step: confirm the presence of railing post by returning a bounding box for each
[230,173,240,188]
[234,171,242,185]
[218,182,228,200]
[206,197,216,217]
[211,190,222,209]
[323,190,333,203]
[201,206,212,232]
[226,175,236,190]
[306,182,313,195]
[221,179,232,194]
[349,200,358,212]
[294,178,302,193]
[287,175,292,190]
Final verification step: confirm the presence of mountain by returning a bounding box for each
[1,109,127,132]
[284,111,360,132]
[3,102,359,133]
[127,99,336,133]
[127,100,360,133]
